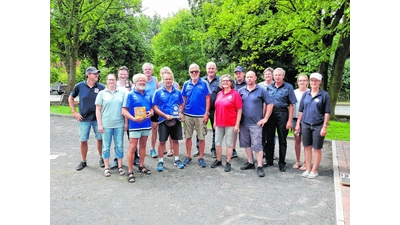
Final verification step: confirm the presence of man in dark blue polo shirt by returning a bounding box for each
[264,67,297,172]
[69,66,105,171]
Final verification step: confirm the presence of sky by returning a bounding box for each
[141,0,189,18]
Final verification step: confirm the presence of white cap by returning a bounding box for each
[310,72,322,81]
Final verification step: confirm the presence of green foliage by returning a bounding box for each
[151,9,207,85]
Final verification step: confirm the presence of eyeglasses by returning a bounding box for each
[190,70,199,74]
[222,80,231,82]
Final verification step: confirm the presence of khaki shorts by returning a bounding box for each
[183,115,207,140]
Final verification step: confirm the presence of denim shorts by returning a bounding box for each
[79,121,102,142]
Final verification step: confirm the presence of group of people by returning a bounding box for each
[68,62,331,183]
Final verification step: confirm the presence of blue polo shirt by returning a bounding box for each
[70,81,105,122]
[267,81,297,108]
[181,78,211,117]
[238,84,273,126]
[123,88,152,131]
[95,88,125,128]
[299,90,331,125]
[152,86,184,124]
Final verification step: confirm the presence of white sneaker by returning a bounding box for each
[307,172,319,179]
[302,170,310,178]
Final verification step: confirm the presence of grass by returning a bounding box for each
[50,105,350,141]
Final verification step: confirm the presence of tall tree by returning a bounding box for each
[193,0,350,115]
[50,0,141,104]
[151,9,207,84]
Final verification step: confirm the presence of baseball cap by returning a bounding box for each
[234,66,245,73]
[309,72,322,81]
[86,66,101,74]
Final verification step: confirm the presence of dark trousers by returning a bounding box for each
[196,110,215,152]
[265,110,289,166]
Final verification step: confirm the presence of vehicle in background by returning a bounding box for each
[50,82,67,95]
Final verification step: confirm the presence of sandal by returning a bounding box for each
[138,166,151,175]
[292,162,301,169]
[299,164,307,171]
[127,172,135,183]
[167,150,174,157]
[104,168,111,177]
[118,167,125,176]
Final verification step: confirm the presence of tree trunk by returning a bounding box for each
[328,33,350,119]
[60,54,77,105]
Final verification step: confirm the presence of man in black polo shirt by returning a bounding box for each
[69,66,105,171]
[264,67,297,172]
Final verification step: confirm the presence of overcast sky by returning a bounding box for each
[141,0,189,18]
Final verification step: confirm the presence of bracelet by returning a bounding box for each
[323,125,328,128]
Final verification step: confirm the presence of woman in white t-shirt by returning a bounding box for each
[292,74,309,170]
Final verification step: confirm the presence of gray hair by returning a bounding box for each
[219,74,236,89]
[188,63,200,73]
[142,62,154,71]
[132,73,147,84]
[273,67,285,76]
[160,66,175,80]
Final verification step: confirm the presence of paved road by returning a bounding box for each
[50,114,338,225]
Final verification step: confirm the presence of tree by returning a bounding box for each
[151,9,207,84]
[50,0,141,104]
[79,13,154,76]
[191,0,350,116]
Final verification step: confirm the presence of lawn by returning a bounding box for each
[50,105,350,141]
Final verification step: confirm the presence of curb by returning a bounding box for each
[332,140,345,225]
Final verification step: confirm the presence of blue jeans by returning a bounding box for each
[101,127,124,159]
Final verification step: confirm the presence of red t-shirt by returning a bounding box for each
[215,89,242,126]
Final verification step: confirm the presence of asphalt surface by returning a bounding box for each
[50,114,337,225]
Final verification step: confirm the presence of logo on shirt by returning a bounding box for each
[94,88,99,93]
[314,98,320,103]
[227,95,232,100]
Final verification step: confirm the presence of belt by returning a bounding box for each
[273,108,288,112]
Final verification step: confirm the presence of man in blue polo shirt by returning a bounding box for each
[69,66,105,171]
[237,71,274,177]
[152,70,185,171]
[193,61,220,158]
[181,63,211,168]
[264,67,297,172]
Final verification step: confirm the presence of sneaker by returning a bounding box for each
[76,161,87,171]
[307,172,319,179]
[211,159,222,168]
[157,162,164,172]
[193,150,199,157]
[211,150,217,158]
[302,170,310,178]
[224,162,231,172]
[110,158,118,170]
[150,149,158,158]
[174,159,184,169]
[99,158,105,168]
[240,162,255,170]
[257,166,265,177]
[231,149,238,158]
[183,157,192,166]
[198,158,206,168]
